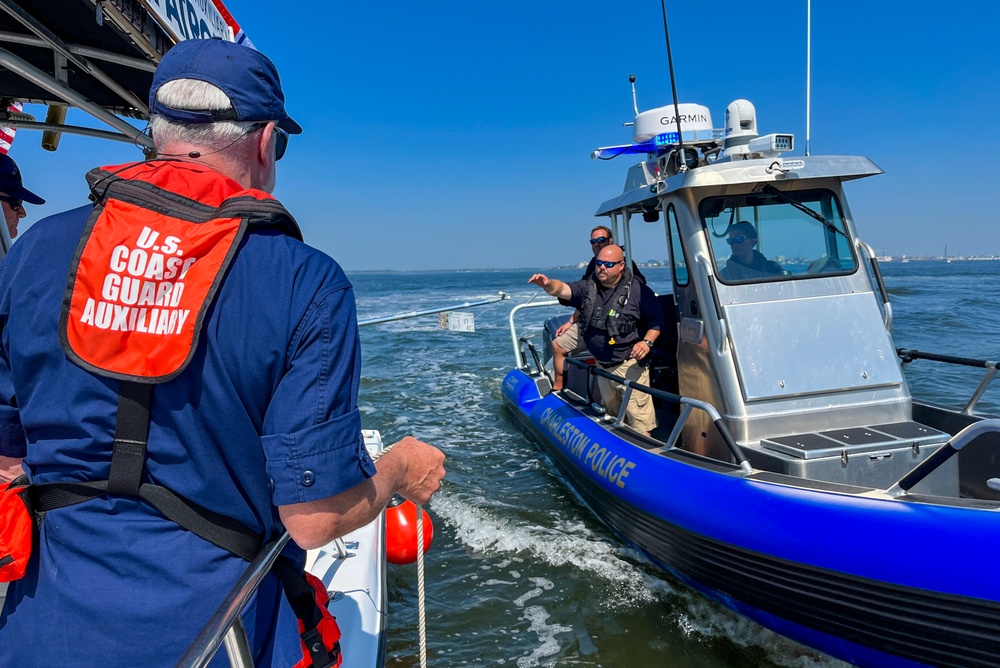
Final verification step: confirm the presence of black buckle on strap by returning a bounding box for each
[107,381,152,496]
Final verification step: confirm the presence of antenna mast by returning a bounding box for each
[629,74,639,116]
[659,0,687,171]
[806,0,812,156]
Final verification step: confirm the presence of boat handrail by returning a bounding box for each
[519,336,546,379]
[508,299,560,367]
[567,358,753,474]
[887,419,1000,497]
[176,532,292,668]
[857,240,893,331]
[897,348,998,414]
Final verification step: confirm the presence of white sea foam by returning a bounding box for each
[674,594,851,668]
[515,605,571,668]
[433,495,674,607]
[434,494,847,666]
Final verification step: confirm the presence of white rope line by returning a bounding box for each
[370,440,393,462]
[416,503,428,668]
[371,440,428,666]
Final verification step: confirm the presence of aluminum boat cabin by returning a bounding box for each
[504,99,1000,668]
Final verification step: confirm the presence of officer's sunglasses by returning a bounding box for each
[726,235,752,245]
[594,259,623,269]
[273,127,289,161]
[253,123,289,161]
[0,195,23,210]
[589,236,610,245]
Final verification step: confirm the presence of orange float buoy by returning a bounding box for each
[384,494,434,565]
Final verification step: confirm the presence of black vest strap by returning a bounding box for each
[107,382,151,496]
[29,381,262,562]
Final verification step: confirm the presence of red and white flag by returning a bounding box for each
[0,101,22,155]
[210,0,254,48]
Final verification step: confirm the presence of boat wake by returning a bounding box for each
[433,494,849,668]
[434,493,674,606]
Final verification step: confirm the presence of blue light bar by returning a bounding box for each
[652,132,680,147]
[592,132,681,160]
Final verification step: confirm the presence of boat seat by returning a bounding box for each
[649,293,679,398]
[562,355,600,405]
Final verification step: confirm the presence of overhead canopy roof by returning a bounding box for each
[0,0,243,147]
[595,155,884,217]
[0,0,169,118]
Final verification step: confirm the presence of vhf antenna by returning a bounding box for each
[630,74,639,116]
[660,0,688,171]
[806,0,812,156]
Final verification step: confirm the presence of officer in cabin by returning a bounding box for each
[529,244,663,435]
[719,220,784,281]
[0,39,445,666]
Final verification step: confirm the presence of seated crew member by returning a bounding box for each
[0,153,45,242]
[551,225,645,391]
[529,245,663,435]
[719,221,784,281]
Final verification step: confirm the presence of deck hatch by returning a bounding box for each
[762,421,948,459]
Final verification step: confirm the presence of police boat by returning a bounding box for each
[503,98,1000,668]
[0,2,394,666]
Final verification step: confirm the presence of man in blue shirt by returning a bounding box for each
[0,39,445,666]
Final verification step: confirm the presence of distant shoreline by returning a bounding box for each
[344,257,999,274]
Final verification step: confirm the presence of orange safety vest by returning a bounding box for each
[62,159,302,381]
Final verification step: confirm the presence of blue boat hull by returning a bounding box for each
[502,368,1000,668]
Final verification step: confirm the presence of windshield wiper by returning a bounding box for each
[759,184,847,239]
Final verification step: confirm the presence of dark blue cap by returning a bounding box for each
[0,154,44,205]
[149,39,302,134]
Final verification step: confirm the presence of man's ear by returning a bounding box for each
[256,122,275,166]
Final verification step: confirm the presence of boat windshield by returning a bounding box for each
[701,188,858,284]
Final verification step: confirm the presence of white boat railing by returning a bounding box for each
[567,358,754,475]
[888,419,1000,497]
[858,240,893,332]
[507,299,559,367]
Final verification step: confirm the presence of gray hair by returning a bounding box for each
[149,79,258,150]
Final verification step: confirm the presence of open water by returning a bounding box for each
[354,261,1000,668]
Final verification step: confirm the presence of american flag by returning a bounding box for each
[0,101,22,155]
[210,0,254,49]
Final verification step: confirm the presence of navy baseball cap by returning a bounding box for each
[0,154,44,205]
[149,39,302,134]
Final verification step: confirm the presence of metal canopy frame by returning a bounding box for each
[0,0,174,150]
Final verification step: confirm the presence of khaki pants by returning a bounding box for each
[596,358,656,433]
[553,321,587,354]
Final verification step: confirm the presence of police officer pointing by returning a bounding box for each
[529,244,663,434]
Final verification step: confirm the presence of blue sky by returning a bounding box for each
[8,1,1000,270]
